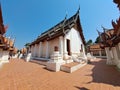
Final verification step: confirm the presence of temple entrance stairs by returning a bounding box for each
[60,61,86,73]
[61,56,87,73]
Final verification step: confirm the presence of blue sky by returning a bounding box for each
[1,0,119,49]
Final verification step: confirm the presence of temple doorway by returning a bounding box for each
[67,39,71,55]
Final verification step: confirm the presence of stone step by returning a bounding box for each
[31,57,51,61]
[0,60,9,63]
[61,62,87,73]
[30,59,48,66]
[65,59,73,63]
[72,56,87,63]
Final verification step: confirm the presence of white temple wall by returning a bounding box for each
[106,47,116,65]
[33,45,36,57]
[2,51,9,61]
[65,28,84,57]
[59,36,64,58]
[117,43,120,69]
[34,44,37,57]
[39,42,42,58]
[31,46,34,57]
[115,45,120,59]
[42,41,46,58]
[46,41,49,58]
[112,47,119,65]
[105,46,120,66]
[0,49,9,63]
[36,44,39,57]
[31,38,59,59]
[118,43,120,51]
[82,44,86,57]
[49,38,59,58]
[31,28,86,59]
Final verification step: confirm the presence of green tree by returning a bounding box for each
[86,39,93,45]
[95,37,100,43]
[85,39,93,53]
[25,43,30,47]
[24,43,30,54]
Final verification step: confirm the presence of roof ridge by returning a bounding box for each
[40,11,79,36]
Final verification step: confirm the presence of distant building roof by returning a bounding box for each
[89,43,104,51]
[113,0,120,10]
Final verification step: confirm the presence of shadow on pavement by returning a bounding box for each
[86,59,120,86]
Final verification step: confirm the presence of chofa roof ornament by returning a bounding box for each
[113,0,120,10]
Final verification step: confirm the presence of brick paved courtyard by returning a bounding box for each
[0,58,120,90]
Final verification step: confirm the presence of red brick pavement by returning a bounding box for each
[0,58,120,90]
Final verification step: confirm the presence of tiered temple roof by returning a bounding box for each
[97,1,120,48]
[0,4,15,51]
[113,0,120,10]
[30,9,85,46]
[0,4,6,35]
[98,26,120,48]
[21,48,27,54]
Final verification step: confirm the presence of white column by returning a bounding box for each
[39,42,42,58]
[112,47,119,65]
[46,41,49,58]
[91,52,93,56]
[36,44,38,57]
[32,46,35,57]
[1,51,9,63]
[59,36,63,58]
[33,45,35,57]
[63,36,68,59]
[37,44,39,57]
[116,43,120,69]
[35,44,38,57]
[82,44,86,58]
[99,50,102,57]
[34,44,37,57]
[105,47,113,65]
[118,43,120,51]
[31,46,33,57]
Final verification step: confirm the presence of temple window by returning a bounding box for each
[80,44,83,52]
